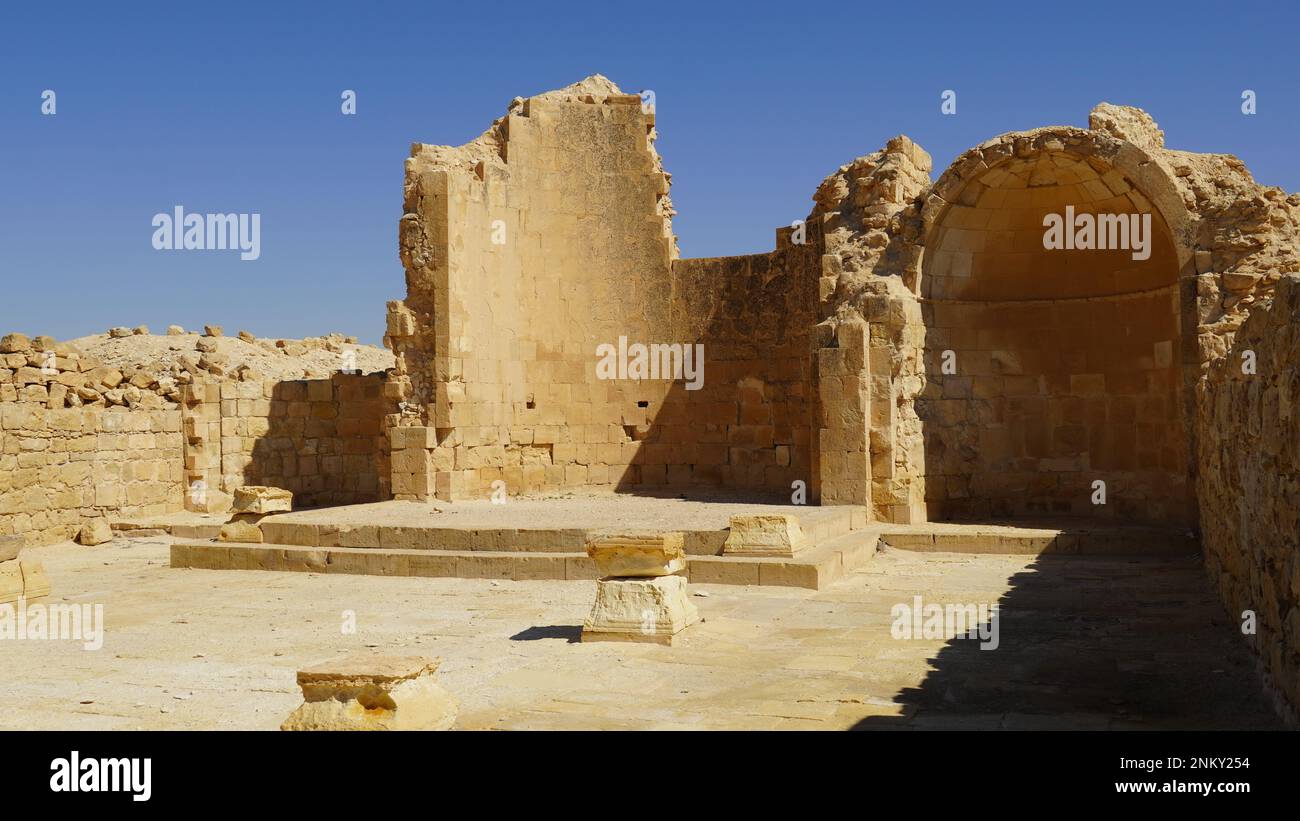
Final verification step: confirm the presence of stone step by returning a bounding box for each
[879,524,1197,555]
[171,529,880,590]
[683,528,880,589]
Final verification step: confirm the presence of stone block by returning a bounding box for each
[20,559,51,600]
[76,519,114,546]
[219,514,265,543]
[582,574,699,645]
[232,485,293,514]
[722,514,809,557]
[586,532,686,578]
[281,655,457,731]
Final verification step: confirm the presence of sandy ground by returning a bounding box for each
[0,535,1283,731]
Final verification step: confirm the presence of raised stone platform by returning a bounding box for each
[168,496,1200,590]
[171,495,876,589]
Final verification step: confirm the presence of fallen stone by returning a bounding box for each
[133,325,150,335]
[233,486,293,515]
[587,532,686,578]
[281,654,457,731]
[219,514,264,543]
[108,327,133,338]
[167,325,185,335]
[76,519,114,546]
[722,514,808,557]
[582,574,699,645]
[203,325,224,337]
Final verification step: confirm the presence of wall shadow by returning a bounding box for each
[240,372,390,508]
[852,549,1282,730]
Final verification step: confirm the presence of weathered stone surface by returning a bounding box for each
[232,486,292,515]
[219,514,264,543]
[582,575,699,645]
[0,536,24,564]
[281,654,456,731]
[76,519,114,546]
[723,514,808,557]
[0,560,23,604]
[587,532,686,578]
[0,333,31,354]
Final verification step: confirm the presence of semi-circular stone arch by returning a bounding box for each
[914,127,1197,527]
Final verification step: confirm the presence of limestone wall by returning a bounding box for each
[386,75,825,500]
[0,402,184,545]
[920,285,1192,525]
[184,373,389,510]
[659,238,819,492]
[1197,273,1300,715]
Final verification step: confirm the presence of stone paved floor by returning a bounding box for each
[0,536,1282,730]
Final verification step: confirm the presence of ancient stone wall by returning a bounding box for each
[184,373,388,510]
[658,237,819,492]
[0,402,184,544]
[386,76,823,500]
[1197,273,1300,717]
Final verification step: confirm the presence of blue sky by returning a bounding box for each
[1,1,1296,344]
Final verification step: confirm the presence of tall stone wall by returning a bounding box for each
[385,75,822,501]
[659,236,819,493]
[1197,273,1300,717]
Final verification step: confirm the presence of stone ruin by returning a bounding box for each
[378,76,1300,713]
[2,74,1298,716]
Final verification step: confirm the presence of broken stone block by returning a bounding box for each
[19,559,51,600]
[203,325,224,337]
[76,519,114,546]
[722,514,808,557]
[232,486,293,515]
[167,325,185,335]
[108,327,133,338]
[219,514,264,543]
[582,575,699,645]
[587,532,686,578]
[281,655,457,731]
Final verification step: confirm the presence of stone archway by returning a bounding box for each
[916,138,1197,526]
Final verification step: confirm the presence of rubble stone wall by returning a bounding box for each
[1197,274,1300,716]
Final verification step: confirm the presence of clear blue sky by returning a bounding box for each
[2,1,1295,345]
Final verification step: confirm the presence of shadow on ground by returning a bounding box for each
[854,551,1282,730]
